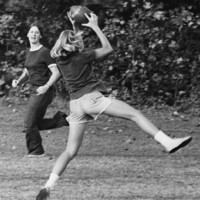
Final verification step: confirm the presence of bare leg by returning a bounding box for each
[103,98,192,153]
[36,123,87,200]
[104,98,158,137]
[45,123,86,189]
[52,123,86,176]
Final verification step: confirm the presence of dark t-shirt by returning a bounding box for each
[24,46,56,86]
[56,50,108,99]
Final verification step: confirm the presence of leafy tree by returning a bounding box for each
[1,0,200,109]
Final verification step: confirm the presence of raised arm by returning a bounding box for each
[83,13,113,59]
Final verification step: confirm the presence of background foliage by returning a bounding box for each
[1,0,200,108]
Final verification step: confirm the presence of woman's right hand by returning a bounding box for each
[12,79,19,88]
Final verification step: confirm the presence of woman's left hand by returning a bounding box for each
[36,84,49,95]
[82,13,98,28]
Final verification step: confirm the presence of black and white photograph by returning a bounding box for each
[0,0,199,199]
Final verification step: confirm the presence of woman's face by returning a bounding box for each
[27,26,41,44]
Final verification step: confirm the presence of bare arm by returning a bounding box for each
[36,64,61,95]
[83,13,113,59]
[12,68,29,88]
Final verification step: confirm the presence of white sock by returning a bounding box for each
[154,130,172,148]
[44,173,59,189]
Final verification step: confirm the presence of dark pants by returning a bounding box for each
[24,86,68,155]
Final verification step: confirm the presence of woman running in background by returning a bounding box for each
[12,23,69,157]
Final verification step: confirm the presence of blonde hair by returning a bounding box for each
[51,30,84,58]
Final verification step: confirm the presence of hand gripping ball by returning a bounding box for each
[69,6,93,29]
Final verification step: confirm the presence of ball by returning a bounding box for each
[69,6,93,29]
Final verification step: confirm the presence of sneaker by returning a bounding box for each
[54,111,69,127]
[36,187,50,200]
[166,136,192,154]
[27,153,46,158]
[26,153,53,160]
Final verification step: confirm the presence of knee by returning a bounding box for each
[24,126,39,134]
[65,148,78,161]
[129,109,143,121]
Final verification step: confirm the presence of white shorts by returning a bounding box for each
[67,91,112,124]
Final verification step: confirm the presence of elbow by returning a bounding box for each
[55,70,61,79]
[106,44,113,54]
[109,45,113,53]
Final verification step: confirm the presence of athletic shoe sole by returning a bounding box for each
[36,188,50,200]
[168,136,192,154]
[27,153,46,158]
